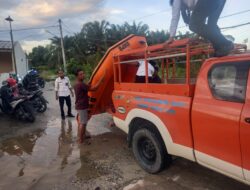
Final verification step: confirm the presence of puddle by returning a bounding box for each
[0,129,45,156]
[0,110,114,190]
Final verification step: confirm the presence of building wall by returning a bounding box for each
[0,52,13,74]
[14,42,28,77]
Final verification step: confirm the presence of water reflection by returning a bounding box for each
[57,120,74,170]
[0,129,45,178]
[0,129,45,156]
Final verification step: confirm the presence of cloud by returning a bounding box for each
[0,0,109,51]
[110,9,125,15]
[20,40,51,53]
[0,0,107,27]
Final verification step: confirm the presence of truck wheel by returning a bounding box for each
[132,128,171,174]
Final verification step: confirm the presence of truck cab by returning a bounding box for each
[88,35,250,185]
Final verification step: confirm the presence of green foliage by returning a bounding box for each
[29,46,48,67]
[67,58,83,75]
[67,53,102,81]
[147,30,170,45]
[29,20,197,79]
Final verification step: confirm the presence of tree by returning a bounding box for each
[29,20,172,77]
[80,20,110,54]
[147,30,170,45]
[29,46,48,67]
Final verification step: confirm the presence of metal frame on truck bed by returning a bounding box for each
[112,38,247,97]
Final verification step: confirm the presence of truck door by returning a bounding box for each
[240,68,250,182]
[192,60,250,180]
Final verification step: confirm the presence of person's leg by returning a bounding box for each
[77,110,89,143]
[190,0,233,56]
[59,97,65,119]
[207,0,226,26]
[189,0,210,38]
[65,95,73,117]
[76,113,82,142]
[207,0,230,47]
[78,124,87,143]
[207,0,234,56]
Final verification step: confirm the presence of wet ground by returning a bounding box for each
[0,83,249,190]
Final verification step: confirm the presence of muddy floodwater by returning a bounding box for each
[0,83,249,190]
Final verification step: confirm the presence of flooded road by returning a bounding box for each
[0,83,249,190]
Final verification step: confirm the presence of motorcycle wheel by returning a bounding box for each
[22,102,36,123]
[39,80,45,88]
[37,97,47,113]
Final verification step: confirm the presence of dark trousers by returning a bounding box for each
[189,0,230,50]
[135,76,153,83]
[59,96,72,117]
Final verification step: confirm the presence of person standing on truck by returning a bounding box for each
[74,69,105,144]
[166,0,234,57]
[135,60,155,83]
[55,70,75,120]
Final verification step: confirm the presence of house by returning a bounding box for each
[0,41,29,84]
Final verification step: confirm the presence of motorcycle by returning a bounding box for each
[37,77,45,88]
[0,94,36,123]
[18,84,48,113]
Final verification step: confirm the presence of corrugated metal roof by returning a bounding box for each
[0,41,12,50]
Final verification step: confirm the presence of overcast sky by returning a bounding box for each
[0,0,249,52]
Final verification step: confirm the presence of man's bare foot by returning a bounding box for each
[78,138,84,144]
[85,135,91,139]
[83,140,91,145]
[77,137,91,145]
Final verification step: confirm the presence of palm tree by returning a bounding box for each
[81,20,110,53]
[123,21,149,36]
[147,30,170,45]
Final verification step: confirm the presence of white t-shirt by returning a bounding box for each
[169,0,198,37]
[136,60,155,77]
[55,77,72,97]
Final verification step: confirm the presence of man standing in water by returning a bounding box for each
[166,0,234,57]
[74,69,105,144]
[55,70,75,120]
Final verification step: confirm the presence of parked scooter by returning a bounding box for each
[23,69,45,91]
[37,77,45,89]
[18,84,48,113]
[0,80,36,122]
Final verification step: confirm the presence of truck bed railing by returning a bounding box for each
[113,38,247,86]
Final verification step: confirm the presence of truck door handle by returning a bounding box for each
[245,118,250,124]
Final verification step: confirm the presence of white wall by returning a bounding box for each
[14,42,28,77]
[0,73,9,87]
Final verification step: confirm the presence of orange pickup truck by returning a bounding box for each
[88,35,250,185]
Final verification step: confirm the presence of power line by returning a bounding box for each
[220,9,250,19]
[61,22,86,57]
[222,21,250,30]
[127,9,171,23]
[61,22,77,35]
[0,25,58,33]
[177,9,250,29]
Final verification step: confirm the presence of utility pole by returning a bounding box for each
[58,19,67,73]
[5,16,17,74]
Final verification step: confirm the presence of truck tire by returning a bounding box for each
[132,128,171,174]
